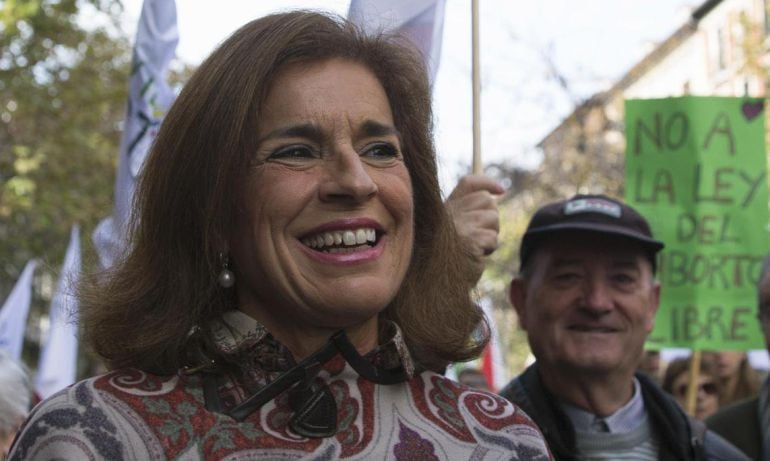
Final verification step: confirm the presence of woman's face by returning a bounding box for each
[231,59,414,355]
[711,351,745,379]
[671,372,720,420]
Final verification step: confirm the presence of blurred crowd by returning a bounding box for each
[642,350,764,421]
[0,351,34,459]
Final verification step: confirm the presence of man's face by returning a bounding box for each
[510,234,660,377]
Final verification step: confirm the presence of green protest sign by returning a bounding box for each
[625,96,769,350]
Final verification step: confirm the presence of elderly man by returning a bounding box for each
[705,253,770,461]
[499,194,747,460]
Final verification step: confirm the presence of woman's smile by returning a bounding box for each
[301,227,377,251]
[298,219,386,265]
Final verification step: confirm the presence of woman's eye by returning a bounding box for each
[362,142,399,160]
[268,145,316,160]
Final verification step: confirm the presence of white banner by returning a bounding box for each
[348,0,446,83]
[35,225,81,398]
[93,0,179,268]
[0,260,37,360]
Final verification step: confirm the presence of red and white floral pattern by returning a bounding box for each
[9,312,551,460]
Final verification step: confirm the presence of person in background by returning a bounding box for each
[8,11,550,460]
[662,356,721,420]
[704,350,762,407]
[498,194,749,460]
[457,367,490,391]
[706,252,770,461]
[0,350,32,459]
[638,350,663,383]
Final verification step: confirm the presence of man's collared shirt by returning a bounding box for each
[560,378,645,433]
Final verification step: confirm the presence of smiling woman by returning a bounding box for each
[8,10,550,460]
[231,59,415,357]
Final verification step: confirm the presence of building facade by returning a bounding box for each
[537,0,768,198]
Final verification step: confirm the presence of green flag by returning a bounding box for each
[625,96,769,350]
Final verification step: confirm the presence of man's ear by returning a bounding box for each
[645,281,661,333]
[510,278,529,331]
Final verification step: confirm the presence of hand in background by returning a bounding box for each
[445,175,505,284]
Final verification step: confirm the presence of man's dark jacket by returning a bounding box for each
[705,396,761,461]
[499,363,749,461]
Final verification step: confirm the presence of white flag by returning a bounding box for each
[92,0,179,268]
[35,225,81,398]
[348,0,446,83]
[0,260,37,360]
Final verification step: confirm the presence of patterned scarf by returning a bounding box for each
[182,310,419,436]
[206,310,415,383]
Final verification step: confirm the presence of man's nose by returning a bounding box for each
[318,148,378,203]
[582,277,614,313]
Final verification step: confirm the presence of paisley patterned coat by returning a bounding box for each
[9,312,551,460]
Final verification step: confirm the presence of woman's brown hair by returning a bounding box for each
[662,355,721,398]
[80,11,486,374]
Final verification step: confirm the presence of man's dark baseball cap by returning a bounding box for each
[519,194,665,271]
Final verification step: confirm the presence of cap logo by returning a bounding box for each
[564,198,621,218]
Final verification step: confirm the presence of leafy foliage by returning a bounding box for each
[0,0,131,370]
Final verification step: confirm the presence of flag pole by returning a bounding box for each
[685,349,702,416]
[471,0,481,174]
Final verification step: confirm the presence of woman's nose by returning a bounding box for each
[319,148,378,203]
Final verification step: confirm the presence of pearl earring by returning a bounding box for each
[218,252,235,288]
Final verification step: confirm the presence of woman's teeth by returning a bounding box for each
[302,228,377,250]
